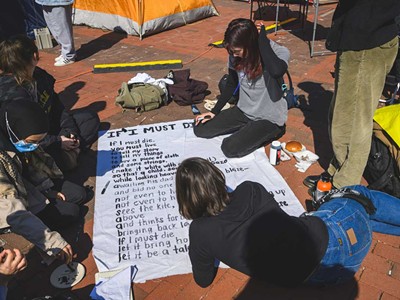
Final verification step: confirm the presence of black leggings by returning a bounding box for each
[194,106,285,158]
[36,180,86,231]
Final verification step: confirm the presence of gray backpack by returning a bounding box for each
[115,82,165,112]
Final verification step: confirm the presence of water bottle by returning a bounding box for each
[314,172,332,201]
[269,141,281,166]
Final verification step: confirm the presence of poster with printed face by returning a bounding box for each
[94,119,305,282]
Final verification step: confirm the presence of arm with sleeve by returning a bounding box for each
[0,164,67,257]
[258,25,289,79]
[188,223,218,288]
[211,68,239,115]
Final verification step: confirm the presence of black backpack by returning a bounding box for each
[363,134,400,198]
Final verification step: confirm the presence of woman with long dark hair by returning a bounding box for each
[194,19,289,158]
[0,35,99,171]
[176,157,400,288]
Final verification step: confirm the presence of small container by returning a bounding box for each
[269,141,281,166]
[314,172,332,201]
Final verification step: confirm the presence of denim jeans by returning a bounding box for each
[306,185,400,285]
[306,198,372,285]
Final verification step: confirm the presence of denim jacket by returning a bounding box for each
[35,0,74,6]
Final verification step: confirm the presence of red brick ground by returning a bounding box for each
[6,0,400,299]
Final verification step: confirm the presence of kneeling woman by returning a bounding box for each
[175,157,400,287]
[194,19,289,158]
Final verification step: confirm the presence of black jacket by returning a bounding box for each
[0,67,79,149]
[326,0,400,51]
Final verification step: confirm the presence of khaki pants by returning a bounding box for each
[328,37,398,188]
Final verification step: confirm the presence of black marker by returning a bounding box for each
[101,180,110,194]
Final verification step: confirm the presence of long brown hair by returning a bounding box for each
[175,157,230,220]
[0,35,38,85]
[224,18,262,80]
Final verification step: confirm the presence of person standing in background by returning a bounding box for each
[35,0,76,67]
[304,0,400,190]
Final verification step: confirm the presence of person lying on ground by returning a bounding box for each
[194,18,289,158]
[0,99,88,266]
[0,34,99,171]
[175,157,400,288]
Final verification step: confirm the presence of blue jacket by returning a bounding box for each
[35,0,73,6]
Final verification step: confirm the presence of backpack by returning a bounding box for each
[363,134,400,198]
[115,82,165,112]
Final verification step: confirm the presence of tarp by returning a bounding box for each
[73,0,219,38]
[93,119,305,282]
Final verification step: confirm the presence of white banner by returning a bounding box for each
[94,119,305,282]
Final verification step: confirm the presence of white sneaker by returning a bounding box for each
[54,58,75,67]
[54,54,63,62]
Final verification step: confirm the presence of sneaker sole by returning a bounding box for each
[303,178,317,189]
[54,60,75,67]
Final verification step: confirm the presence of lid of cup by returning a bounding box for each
[271,141,281,147]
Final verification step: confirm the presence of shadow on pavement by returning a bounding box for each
[77,31,128,61]
[297,81,333,170]
[235,277,358,299]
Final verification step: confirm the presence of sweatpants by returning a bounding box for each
[42,4,76,60]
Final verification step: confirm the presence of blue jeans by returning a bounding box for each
[306,185,400,285]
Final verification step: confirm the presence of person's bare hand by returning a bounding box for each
[195,112,215,126]
[0,249,27,276]
[56,244,74,264]
[256,22,265,32]
[60,136,79,150]
[56,192,66,201]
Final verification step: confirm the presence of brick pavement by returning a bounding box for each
[6,0,400,299]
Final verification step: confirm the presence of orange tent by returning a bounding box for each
[73,0,219,39]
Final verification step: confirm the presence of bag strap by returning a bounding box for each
[285,70,293,90]
[312,188,377,215]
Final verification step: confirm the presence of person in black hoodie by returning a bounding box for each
[175,157,400,288]
[193,19,289,158]
[304,1,400,190]
[0,35,99,171]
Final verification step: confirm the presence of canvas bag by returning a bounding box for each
[115,82,165,112]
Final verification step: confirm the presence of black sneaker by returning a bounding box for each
[303,175,321,188]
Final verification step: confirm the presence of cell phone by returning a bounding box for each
[191,104,201,115]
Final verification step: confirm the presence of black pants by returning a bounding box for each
[36,180,86,231]
[47,109,100,171]
[194,106,285,158]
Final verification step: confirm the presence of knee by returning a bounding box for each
[221,138,240,158]
[193,123,211,138]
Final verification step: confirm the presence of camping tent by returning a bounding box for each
[73,0,219,39]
